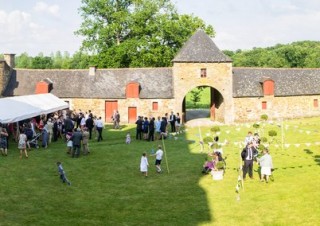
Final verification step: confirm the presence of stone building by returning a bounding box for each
[1,30,320,124]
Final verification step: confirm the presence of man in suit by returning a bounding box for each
[85,114,94,140]
[241,142,257,179]
[135,116,143,140]
[169,111,176,132]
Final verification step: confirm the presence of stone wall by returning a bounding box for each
[63,97,175,124]
[234,95,320,122]
[172,62,234,123]
[0,61,4,95]
[0,60,10,96]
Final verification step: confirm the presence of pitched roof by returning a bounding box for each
[233,67,320,97]
[3,68,173,99]
[172,30,232,63]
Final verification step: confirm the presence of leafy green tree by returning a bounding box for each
[69,51,91,69]
[31,55,53,69]
[15,53,32,68]
[75,0,214,68]
[190,88,202,107]
[227,40,320,68]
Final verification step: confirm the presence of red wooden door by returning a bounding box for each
[210,103,215,120]
[128,107,137,123]
[105,101,118,123]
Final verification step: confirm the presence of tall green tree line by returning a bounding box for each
[223,41,320,68]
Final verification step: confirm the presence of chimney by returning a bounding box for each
[3,53,15,69]
[89,66,97,76]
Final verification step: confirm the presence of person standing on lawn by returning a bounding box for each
[241,141,257,179]
[140,153,149,177]
[18,131,28,159]
[257,149,273,183]
[151,145,164,173]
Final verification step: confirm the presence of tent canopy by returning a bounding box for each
[0,93,69,124]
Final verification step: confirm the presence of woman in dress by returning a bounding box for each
[18,131,28,159]
[258,149,273,183]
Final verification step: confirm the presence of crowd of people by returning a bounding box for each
[0,109,104,159]
[201,131,274,183]
[135,111,181,142]
[241,131,274,183]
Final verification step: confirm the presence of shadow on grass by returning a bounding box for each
[304,149,320,166]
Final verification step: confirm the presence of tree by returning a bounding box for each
[31,55,53,69]
[190,88,202,107]
[75,0,214,68]
[15,53,32,68]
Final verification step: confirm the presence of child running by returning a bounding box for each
[57,162,71,185]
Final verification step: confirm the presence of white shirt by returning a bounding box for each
[80,117,86,126]
[95,119,104,128]
[155,149,164,160]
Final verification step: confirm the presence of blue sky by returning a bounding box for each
[1,0,320,56]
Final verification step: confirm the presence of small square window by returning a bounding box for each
[152,102,158,111]
[262,101,267,110]
[200,68,207,78]
[314,99,318,108]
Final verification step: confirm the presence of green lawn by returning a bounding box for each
[185,87,211,109]
[1,117,320,226]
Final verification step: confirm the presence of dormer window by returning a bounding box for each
[126,82,140,98]
[200,68,207,78]
[263,79,274,96]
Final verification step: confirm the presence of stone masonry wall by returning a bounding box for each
[172,62,234,123]
[0,60,10,97]
[234,95,320,122]
[63,97,175,124]
[0,61,4,95]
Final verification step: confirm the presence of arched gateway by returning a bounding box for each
[172,30,234,124]
[182,86,224,121]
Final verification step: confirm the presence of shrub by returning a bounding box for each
[253,123,260,129]
[261,114,268,121]
[210,126,220,133]
[260,137,268,143]
[268,130,277,137]
[203,137,213,144]
[216,161,225,170]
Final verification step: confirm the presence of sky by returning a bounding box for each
[1,0,320,56]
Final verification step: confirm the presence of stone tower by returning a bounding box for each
[172,30,234,124]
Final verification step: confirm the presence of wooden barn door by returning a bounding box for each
[105,101,118,123]
[210,87,215,120]
[128,107,137,123]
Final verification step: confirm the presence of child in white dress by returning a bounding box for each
[126,132,131,144]
[140,153,149,177]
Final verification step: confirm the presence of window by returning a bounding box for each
[200,68,207,78]
[126,82,139,98]
[314,99,318,108]
[262,101,267,110]
[152,102,158,111]
[263,80,274,96]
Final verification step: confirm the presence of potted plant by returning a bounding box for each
[211,161,225,180]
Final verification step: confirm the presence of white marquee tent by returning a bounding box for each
[0,93,69,124]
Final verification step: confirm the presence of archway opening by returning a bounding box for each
[182,86,224,122]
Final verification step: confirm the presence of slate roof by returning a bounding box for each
[3,68,173,99]
[172,29,232,63]
[233,67,320,97]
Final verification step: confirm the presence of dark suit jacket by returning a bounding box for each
[241,145,257,161]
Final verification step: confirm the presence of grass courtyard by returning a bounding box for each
[0,117,320,226]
